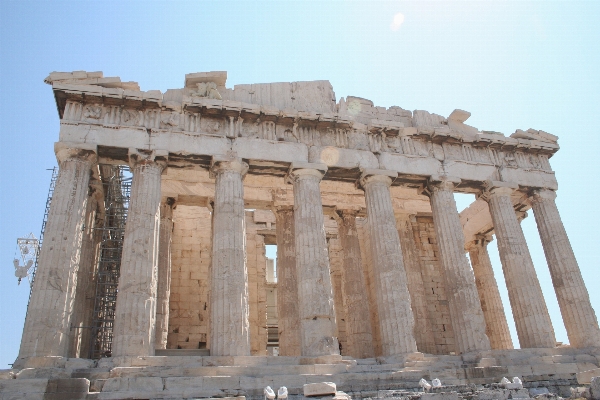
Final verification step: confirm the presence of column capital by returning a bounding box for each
[516,210,528,222]
[335,207,362,218]
[421,175,461,197]
[358,168,397,190]
[89,179,105,203]
[530,188,557,203]
[285,162,327,183]
[128,148,168,169]
[161,196,176,207]
[273,204,294,214]
[210,155,248,178]
[478,180,518,202]
[465,233,494,251]
[54,142,97,164]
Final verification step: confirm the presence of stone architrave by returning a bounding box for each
[275,206,302,356]
[336,209,375,359]
[209,156,251,356]
[397,213,437,355]
[112,149,167,357]
[466,235,513,350]
[287,162,339,357]
[17,143,96,361]
[359,169,417,356]
[481,181,556,348]
[530,189,600,348]
[426,176,491,354]
[155,198,175,350]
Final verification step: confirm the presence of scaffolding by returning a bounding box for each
[24,167,58,314]
[32,167,59,288]
[88,165,131,359]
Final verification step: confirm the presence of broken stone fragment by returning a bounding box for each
[278,386,288,399]
[304,382,337,397]
[264,385,276,400]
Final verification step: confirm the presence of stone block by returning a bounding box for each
[591,376,600,400]
[509,389,530,398]
[421,393,459,400]
[308,146,379,169]
[304,382,337,397]
[0,369,16,380]
[378,152,442,178]
[233,137,308,163]
[503,383,523,390]
[577,368,600,384]
[102,376,164,392]
[528,387,549,396]
[0,378,48,399]
[16,367,71,379]
[475,389,509,400]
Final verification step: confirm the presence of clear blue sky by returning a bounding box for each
[1,1,599,367]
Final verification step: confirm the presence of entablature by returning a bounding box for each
[48,70,560,194]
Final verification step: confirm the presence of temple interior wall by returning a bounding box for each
[167,207,271,354]
[328,234,348,355]
[167,205,212,350]
[356,217,383,357]
[245,210,268,356]
[412,215,457,355]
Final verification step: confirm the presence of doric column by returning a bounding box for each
[466,235,513,350]
[530,189,600,348]
[17,143,96,361]
[287,162,339,356]
[481,181,555,348]
[425,176,490,354]
[209,156,251,356]
[397,213,437,355]
[155,197,175,350]
[336,209,375,359]
[359,169,417,355]
[274,206,302,356]
[112,149,167,357]
[69,180,103,358]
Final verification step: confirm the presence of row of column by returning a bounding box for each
[467,181,600,349]
[17,147,600,361]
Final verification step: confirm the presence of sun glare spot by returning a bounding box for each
[390,12,405,31]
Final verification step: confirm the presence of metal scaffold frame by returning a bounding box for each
[88,165,131,359]
[23,167,59,315]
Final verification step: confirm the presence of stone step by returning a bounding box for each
[94,372,432,399]
[99,354,347,369]
[155,348,211,357]
[104,363,350,378]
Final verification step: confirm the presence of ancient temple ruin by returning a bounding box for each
[2,70,599,399]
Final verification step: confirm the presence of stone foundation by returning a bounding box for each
[2,348,599,399]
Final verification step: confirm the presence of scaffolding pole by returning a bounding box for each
[88,165,131,359]
[24,167,58,317]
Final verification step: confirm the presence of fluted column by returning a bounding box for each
[359,169,417,355]
[336,209,375,359]
[287,162,339,356]
[482,181,555,348]
[69,181,103,358]
[17,143,96,361]
[112,149,167,357]
[397,213,437,355]
[275,206,302,356]
[209,156,250,356]
[466,235,513,350]
[426,176,490,354]
[155,197,175,350]
[530,189,600,348]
